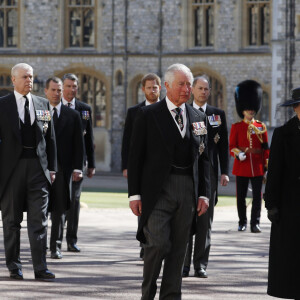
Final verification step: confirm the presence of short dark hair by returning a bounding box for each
[193,75,211,88]
[45,76,62,89]
[141,73,161,87]
[62,73,79,84]
[293,103,300,109]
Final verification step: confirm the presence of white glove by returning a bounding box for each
[238,152,246,161]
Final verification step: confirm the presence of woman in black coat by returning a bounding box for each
[264,87,300,299]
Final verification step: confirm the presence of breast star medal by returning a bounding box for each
[199,141,205,155]
[214,133,220,144]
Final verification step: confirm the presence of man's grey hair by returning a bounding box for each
[11,63,33,77]
[62,73,79,84]
[193,75,211,88]
[164,64,193,87]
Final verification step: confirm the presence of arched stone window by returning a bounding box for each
[193,72,225,110]
[0,73,12,96]
[115,70,123,86]
[135,81,144,104]
[57,69,109,128]
[256,90,270,126]
[77,73,106,127]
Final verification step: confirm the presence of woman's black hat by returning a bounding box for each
[280,87,300,106]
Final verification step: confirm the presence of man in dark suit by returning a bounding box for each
[61,73,95,252]
[44,77,84,259]
[121,73,161,178]
[0,63,56,280]
[128,64,211,300]
[121,73,161,260]
[183,76,229,278]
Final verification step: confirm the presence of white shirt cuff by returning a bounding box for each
[130,195,141,201]
[73,169,83,174]
[199,196,209,202]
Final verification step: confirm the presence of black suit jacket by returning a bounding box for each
[74,99,95,169]
[205,104,229,179]
[0,92,57,201]
[128,98,211,243]
[121,101,146,171]
[49,105,84,212]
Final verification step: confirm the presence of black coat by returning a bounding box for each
[264,116,300,299]
[127,98,211,243]
[121,101,145,171]
[203,104,229,204]
[74,99,95,168]
[49,105,84,213]
[0,93,57,201]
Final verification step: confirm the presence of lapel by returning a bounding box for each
[186,104,201,159]
[32,95,45,145]
[5,93,22,144]
[153,99,179,156]
[55,105,68,138]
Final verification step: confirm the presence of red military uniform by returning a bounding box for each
[229,119,269,177]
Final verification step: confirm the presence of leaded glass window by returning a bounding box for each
[0,0,18,48]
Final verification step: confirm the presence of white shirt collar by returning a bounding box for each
[50,102,62,117]
[62,97,75,108]
[166,96,186,138]
[193,101,207,112]
[14,91,35,124]
[166,96,186,112]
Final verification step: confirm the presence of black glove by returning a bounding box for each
[267,207,279,223]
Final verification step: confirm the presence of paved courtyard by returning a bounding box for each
[0,204,272,299]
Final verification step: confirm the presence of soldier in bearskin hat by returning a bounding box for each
[229,80,269,233]
[264,87,300,299]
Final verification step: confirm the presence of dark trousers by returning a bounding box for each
[142,173,195,300]
[236,175,263,226]
[184,168,216,271]
[1,158,49,271]
[66,178,83,245]
[50,170,68,252]
[50,212,65,252]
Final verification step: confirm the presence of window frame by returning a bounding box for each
[65,0,96,49]
[192,0,215,48]
[244,0,271,47]
[0,0,19,48]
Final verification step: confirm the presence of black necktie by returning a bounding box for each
[199,107,204,113]
[67,103,71,108]
[174,107,184,131]
[52,107,58,127]
[23,95,31,126]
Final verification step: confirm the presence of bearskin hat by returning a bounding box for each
[234,80,262,119]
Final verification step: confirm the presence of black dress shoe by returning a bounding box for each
[238,224,247,231]
[9,269,23,280]
[51,251,62,259]
[67,243,81,252]
[34,269,55,280]
[182,267,189,277]
[194,268,207,278]
[251,224,261,233]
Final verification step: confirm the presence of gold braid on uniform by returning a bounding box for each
[247,121,267,143]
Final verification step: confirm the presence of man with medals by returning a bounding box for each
[61,73,96,253]
[127,64,210,299]
[44,77,84,260]
[183,76,229,278]
[0,63,57,280]
[229,80,269,233]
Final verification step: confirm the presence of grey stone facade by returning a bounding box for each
[0,0,295,172]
